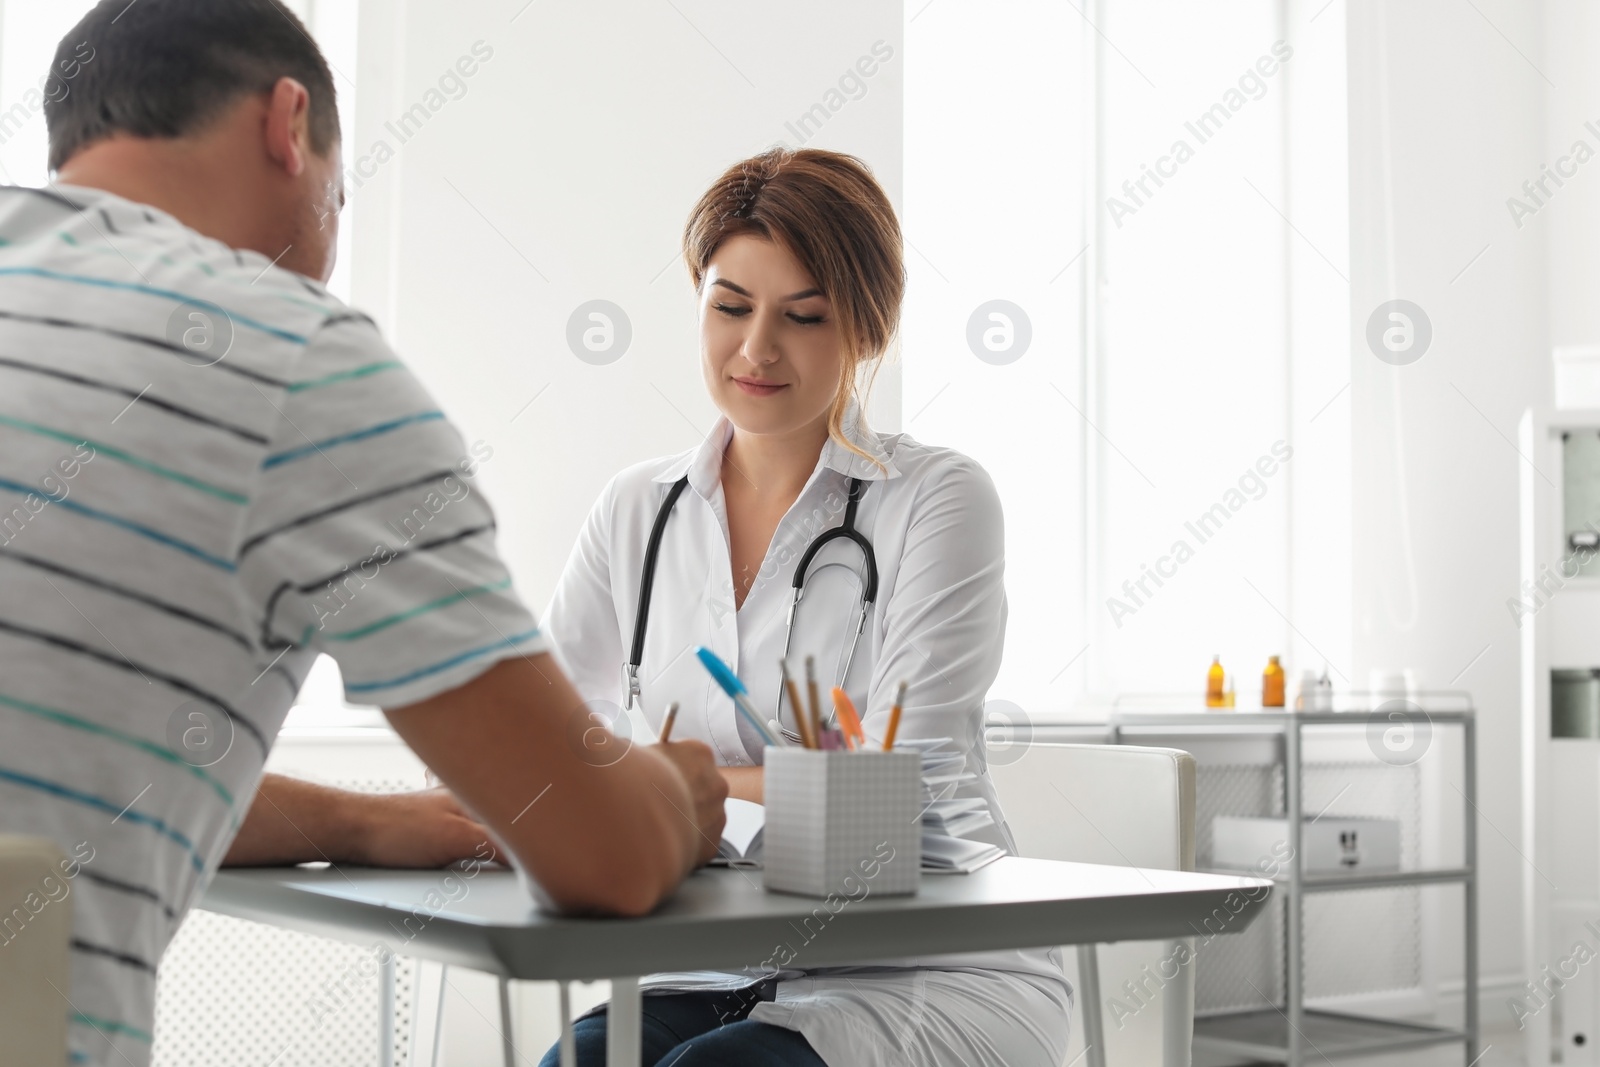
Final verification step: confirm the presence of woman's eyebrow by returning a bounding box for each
[710,278,824,302]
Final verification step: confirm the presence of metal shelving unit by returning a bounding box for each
[1107,695,1478,1067]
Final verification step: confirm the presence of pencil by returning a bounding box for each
[883,681,907,751]
[659,701,680,743]
[805,656,823,741]
[831,687,865,751]
[781,660,813,749]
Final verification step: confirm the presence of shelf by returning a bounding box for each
[1111,708,1475,728]
[1193,1007,1468,1061]
[1109,691,1476,724]
[1201,866,1473,891]
[1108,688,1478,1061]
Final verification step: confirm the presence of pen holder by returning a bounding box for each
[763,748,922,898]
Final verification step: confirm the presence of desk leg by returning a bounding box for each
[1075,945,1106,1067]
[498,977,515,1067]
[379,953,396,1067]
[559,983,576,1067]
[607,977,641,1067]
[432,965,449,1067]
[409,961,448,1067]
[1161,938,1195,1067]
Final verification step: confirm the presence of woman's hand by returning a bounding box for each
[719,765,765,804]
[656,740,731,866]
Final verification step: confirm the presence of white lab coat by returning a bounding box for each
[543,404,1071,1067]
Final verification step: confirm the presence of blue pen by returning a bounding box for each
[694,647,782,747]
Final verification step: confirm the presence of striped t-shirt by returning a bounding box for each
[0,184,548,1066]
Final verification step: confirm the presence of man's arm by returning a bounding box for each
[384,653,727,917]
[224,776,494,868]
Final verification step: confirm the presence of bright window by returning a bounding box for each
[0,0,99,187]
[1,0,358,301]
[906,0,1332,714]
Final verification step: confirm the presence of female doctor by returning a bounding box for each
[537,148,1070,1067]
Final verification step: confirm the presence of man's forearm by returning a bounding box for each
[383,656,720,916]
[223,773,372,866]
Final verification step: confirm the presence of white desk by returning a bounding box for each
[203,858,1271,1066]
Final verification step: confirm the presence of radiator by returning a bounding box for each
[153,726,427,1066]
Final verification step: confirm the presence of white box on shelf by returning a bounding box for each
[1555,346,1600,409]
[1212,815,1401,874]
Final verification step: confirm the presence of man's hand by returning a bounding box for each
[223,774,497,869]
[385,656,733,915]
[656,740,729,866]
[346,787,497,869]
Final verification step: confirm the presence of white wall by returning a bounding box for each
[902,0,1088,717]
[1545,1,1600,350]
[348,0,903,619]
[341,0,904,1056]
[1347,0,1551,1009]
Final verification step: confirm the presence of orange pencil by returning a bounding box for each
[831,687,865,751]
[882,681,907,751]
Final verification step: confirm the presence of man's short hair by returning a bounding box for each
[44,0,339,172]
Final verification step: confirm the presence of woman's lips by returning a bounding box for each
[733,378,788,397]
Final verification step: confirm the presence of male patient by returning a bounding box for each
[0,1,727,1063]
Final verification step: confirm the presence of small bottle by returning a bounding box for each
[1223,674,1237,708]
[1263,655,1285,707]
[1206,656,1226,708]
[1313,665,1334,711]
[1294,669,1318,710]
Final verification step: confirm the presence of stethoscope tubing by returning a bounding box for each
[624,475,877,742]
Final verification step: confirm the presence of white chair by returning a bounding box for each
[989,743,1197,1067]
[0,835,73,1067]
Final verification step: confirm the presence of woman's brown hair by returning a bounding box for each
[683,148,905,468]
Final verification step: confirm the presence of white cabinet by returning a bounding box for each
[1518,409,1600,1066]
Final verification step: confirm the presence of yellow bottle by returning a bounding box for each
[1263,655,1285,707]
[1206,656,1226,708]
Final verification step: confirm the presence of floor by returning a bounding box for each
[1193,1017,1522,1066]
[1335,1030,1519,1066]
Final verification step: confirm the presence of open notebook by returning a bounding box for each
[710,739,1005,874]
[714,798,767,867]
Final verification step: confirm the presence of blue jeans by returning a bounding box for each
[536,980,825,1067]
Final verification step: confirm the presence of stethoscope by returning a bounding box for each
[624,475,879,742]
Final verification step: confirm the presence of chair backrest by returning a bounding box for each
[0,835,72,1067]
[990,743,1196,872]
[990,743,1197,1067]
